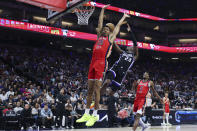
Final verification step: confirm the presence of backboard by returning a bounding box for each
[47,0,90,22]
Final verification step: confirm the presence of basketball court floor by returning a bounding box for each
[52,125,197,131]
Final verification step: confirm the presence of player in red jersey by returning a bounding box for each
[76,4,129,127]
[161,92,171,126]
[132,72,163,131]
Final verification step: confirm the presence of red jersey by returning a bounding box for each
[92,36,112,60]
[164,97,170,113]
[136,80,150,99]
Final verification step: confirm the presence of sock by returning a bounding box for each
[139,118,145,127]
[166,114,169,124]
[93,110,98,117]
[163,119,165,124]
[85,109,90,115]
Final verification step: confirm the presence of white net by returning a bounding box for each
[75,4,95,25]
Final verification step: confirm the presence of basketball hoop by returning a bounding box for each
[74,1,95,25]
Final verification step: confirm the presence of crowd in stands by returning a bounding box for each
[0,45,197,129]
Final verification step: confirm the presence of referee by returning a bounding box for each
[144,92,155,126]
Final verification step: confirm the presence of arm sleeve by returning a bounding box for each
[129,31,137,46]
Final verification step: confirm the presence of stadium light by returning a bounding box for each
[190,57,197,59]
[33,16,73,26]
[65,45,72,48]
[179,39,197,43]
[62,21,73,26]
[33,16,46,23]
[120,32,127,36]
[145,36,152,41]
[153,26,159,31]
[171,58,179,60]
[49,42,53,45]
[155,57,161,60]
[86,48,91,51]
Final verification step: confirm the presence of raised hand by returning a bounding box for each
[103,4,110,9]
[121,21,127,26]
[124,13,130,18]
[127,23,131,32]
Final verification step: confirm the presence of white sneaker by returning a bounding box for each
[71,126,74,129]
[142,124,148,131]
[146,122,151,126]
[42,126,46,129]
[166,123,172,126]
[21,127,24,130]
[52,126,55,129]
[66,126,69,129]
[161,123,166,126]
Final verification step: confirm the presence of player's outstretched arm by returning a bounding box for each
[150,81,163,103]
[96,4,110,37]
[113,21,127,54]
[113,43,124,54]
[109,13,130,43]
[127,24,138,60]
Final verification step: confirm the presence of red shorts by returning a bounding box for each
[133,98,145,115]
[88,59,107,80]
[165,107,170,113]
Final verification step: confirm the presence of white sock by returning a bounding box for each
[139,118,145,127]
[93,110,98,117]
[85,109,90,114]
[163,119,165,124]
[166,115,169,124]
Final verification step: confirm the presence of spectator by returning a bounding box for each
[6,88,14,99]
[0,91,7,101]
[56,89,66,128]
[14,102,23,114]
[0,99,4,117]
[106,91,119,127]
[46,92,54,103]
[32,103,41,126]
[28,85,35,94]
[64,103,74,129]
[5,104,15,117]
[40,105,53,129]
[194,99,197,109]
[70,93,77,106]
[20,104,33,130]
